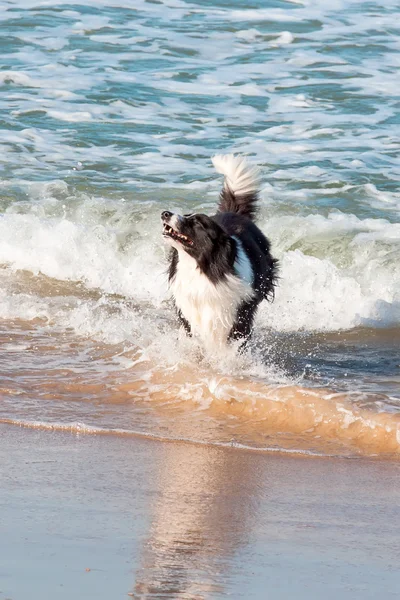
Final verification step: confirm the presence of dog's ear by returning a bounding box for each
[198,232,236,282]
[215,233,236,269]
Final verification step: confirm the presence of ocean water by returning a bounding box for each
[0,0,399,457]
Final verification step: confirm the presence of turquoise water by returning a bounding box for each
[0,0,399,456]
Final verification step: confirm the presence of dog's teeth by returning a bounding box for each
[162,223,192,246]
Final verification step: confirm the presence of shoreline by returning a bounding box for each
[2,416,400,462]
[2,423,400,599]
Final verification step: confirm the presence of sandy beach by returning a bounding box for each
[1,423,400,599]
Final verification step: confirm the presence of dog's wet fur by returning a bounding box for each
[162,154,278,350]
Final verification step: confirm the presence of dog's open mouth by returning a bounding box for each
[163,224,193,246]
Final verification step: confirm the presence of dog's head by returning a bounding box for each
[161,210,235,274]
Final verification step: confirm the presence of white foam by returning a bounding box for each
[258,212,400,331]
[273,31,295,46]
[227,9,302,22]
[0,197,167,304]
[0,71,39,87]
[235,29,262,42]
[46,110,93,122]
[0,190,399,339]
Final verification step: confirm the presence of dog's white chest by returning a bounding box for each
[170,250,254,348]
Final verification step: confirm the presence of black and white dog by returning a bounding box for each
[162,154,277,350]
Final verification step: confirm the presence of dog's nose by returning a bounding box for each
[161,210,173,221]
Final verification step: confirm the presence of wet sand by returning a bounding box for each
[1,424,400,600]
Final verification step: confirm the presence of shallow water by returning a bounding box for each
[0,0,399,457]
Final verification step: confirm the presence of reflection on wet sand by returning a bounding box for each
[132,442,260,599]
[2,425,400,600]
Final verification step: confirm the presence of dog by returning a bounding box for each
[161,154,277,350]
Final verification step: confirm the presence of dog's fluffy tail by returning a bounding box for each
[212,154,260,221]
